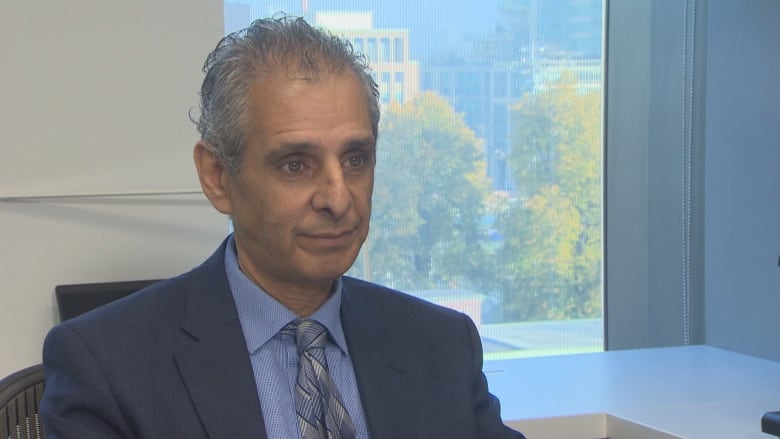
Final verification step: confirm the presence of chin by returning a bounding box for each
[310,258,356,280]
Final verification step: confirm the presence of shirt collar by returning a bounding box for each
[223,234,350,356]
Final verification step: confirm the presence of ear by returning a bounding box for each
[193,141,233,215]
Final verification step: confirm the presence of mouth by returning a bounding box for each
[308,229,354,239]
[301,228,360,248]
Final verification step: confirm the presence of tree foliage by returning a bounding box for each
[350,74,602,324]
[497,71,602,321]
[350,92,490,291]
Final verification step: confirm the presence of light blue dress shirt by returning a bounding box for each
[224,235,370,439]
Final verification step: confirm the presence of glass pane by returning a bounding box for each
[224,0,605,360]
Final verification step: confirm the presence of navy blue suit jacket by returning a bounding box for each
[41,240,524,438]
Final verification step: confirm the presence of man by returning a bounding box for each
[41,15,524,439]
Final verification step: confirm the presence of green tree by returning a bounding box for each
[350,92,491,291]
[498,71,602,321]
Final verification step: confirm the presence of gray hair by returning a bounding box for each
[195,14,380,175]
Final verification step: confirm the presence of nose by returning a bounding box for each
[312,161,352,218]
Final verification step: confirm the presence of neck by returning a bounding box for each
[237,258,333,317]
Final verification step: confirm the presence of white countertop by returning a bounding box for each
[486,345,780,438]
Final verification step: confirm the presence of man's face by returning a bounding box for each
[219,71,375,296]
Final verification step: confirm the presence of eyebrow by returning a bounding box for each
[271,142,318,159]
[270,136,376,159]
[343,136,377,151]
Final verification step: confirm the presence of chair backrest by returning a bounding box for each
[0,364,45,439]
[763,411,780,437]
[55,279,160,321]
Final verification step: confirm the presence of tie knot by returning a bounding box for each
[283,318,328,356]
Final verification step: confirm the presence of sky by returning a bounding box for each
[228,0,504,60]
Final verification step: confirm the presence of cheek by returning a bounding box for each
[230,186,280,230]
[261,195,308,233]
[354,191,372,217]
[357,177,375,208]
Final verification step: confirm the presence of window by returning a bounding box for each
[352,37,363,53]
[366,38,377,63]
[393,37,404,62]
[224,0,604,360]
[394,71,404,102]
[380,71,391,104]
[379,37,390,63]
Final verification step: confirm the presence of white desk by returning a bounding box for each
[486,345,780,438]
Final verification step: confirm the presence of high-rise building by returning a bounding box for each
[421,0,602,191]
[316,12,419,106]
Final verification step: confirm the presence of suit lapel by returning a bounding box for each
[341,280,422,439]
[173,241,268,439]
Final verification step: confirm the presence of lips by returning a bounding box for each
[304,228,356,240]
[299,227,362,249]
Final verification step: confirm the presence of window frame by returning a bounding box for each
[604,0,706,350]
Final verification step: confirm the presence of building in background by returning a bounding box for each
[420,0,602,191]
[315,12,419,106]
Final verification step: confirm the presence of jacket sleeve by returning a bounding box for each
[463,314,526,439]
[40,323,134,439]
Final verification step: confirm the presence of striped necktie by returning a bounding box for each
[285,319,356,439]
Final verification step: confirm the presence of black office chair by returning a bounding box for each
[0,364,45,439]
[763,411,780,437]
[55,279,160,321]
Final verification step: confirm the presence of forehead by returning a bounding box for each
[249,62,364,96]
[243,70,373,147]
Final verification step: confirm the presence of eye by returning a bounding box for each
[345,153,371,169]
[282,160,305,173]
[348,155,364,167]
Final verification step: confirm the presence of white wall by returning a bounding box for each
[704,0,780,360]
[0,0,226,376]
